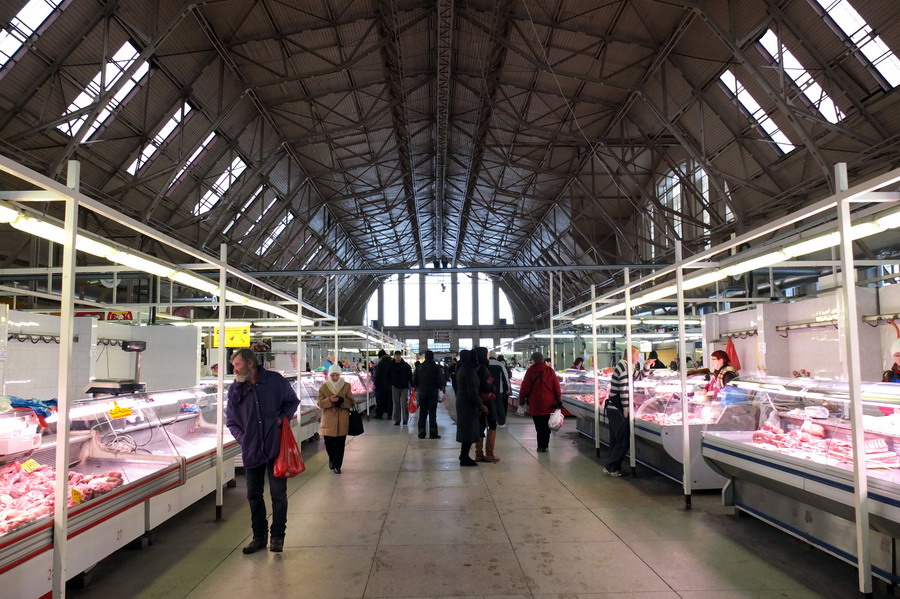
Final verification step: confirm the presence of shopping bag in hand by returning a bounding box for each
[548,408,565,432]
[274,417,305,478]
[408,388,418,413]
[516,401,527,417]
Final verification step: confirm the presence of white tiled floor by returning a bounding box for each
[69,399,895,599]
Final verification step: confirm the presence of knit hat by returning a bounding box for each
[328,364,342,376]
[531,352,544,362]
[891,338,900,355]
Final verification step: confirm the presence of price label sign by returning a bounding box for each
[71,487,83,504]
[21,459,40,474]
[108,402,133,419]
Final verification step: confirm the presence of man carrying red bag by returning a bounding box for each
[226,348,299,554]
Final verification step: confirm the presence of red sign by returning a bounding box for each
[75,312,105,320]
[106,311,134,321]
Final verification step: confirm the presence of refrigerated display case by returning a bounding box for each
[562,370,736,489]
[0,386,239,598]
[701,376,900,583]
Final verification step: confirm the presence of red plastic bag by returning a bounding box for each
[274,418,305,478]
[408,388,417,413]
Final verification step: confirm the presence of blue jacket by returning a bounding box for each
[226,367,300,468]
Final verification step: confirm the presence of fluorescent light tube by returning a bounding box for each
[682,270,726,290]
[783,232,839,257]
[170,271,219,294]
[0,204,18,223]
[108,250,176,278]
[721,251,788,276]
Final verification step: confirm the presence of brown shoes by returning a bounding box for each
[269,538,284,552]
[242,537,267,554]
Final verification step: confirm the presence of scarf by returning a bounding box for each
[326,364,345,395]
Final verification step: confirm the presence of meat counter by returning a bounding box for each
[701,376,900,584]
[563,370,743,489]
[0,386,242,599]
[299,370,375,415]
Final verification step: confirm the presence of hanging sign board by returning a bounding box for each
[211,327,251,348]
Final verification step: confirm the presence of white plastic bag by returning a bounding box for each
[548,408,564,431]
[516,401,527,417]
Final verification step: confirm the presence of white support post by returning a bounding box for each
[51,162,79,599]
[549,272,555,367]
[297,287,303,381]
[676,241,691,510]
[215,244,227,521]
[836,163,872,595]
[334,276,340,360]
[591,285,600,456]
[625,269,635,474]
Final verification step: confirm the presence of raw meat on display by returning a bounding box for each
[749,426,900,469]
[0,461,124,535]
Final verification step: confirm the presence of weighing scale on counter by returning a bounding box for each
[82,340,147,397]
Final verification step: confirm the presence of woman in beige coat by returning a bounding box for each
[317,364,355,473]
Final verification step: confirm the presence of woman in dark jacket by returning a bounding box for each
[474,346,500,462]
[455,350,484,466]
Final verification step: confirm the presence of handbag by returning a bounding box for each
[348,408,364,436]
[274,418,305,478]
[408,388,418,413]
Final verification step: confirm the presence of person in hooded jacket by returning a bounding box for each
[455,350,486,466]
[373,349,392,419]
[473,347,501,462]
[520,352,562,453]
[488,352,512,428]
[412,350,445,439]
[317,364,355,474]
[226,348,300,554]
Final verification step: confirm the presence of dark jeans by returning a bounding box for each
[496,392,509,426]
[532,414,551,449]
[606,408,630,472]
[417,392,439,436]
[245,457,288,540]
[324,435,347,468]
[375,389,392,419]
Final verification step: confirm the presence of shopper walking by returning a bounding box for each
[471,347,499,461]
[225,348,300,554]
[455,349,485,466]
[489,353,512,427]
[389,350,413,425]
[520,352,561,453]
[448,357,459,393]
[373,349,392,419]
[317,364,355,474]
[412,350,445,439]
[605,346,652,477]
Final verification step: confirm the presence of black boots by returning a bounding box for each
[243,537,267,554]
[269,538,284,552]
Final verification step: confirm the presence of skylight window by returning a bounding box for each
[57,41,149,140]
[0,0,65,71]
[127,102,192,175]
[170,131,216,186]
[192,156,248,216]
[256,212,294,256]
[719,70,796,154]
[223,185,264,234]
[759,30,845,124]
[814,0,900,88]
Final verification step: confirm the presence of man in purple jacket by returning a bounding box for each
[226,348,299,554]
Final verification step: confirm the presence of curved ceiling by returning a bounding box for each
[1,0,899,322]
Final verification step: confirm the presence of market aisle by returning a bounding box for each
[70,401,891,599]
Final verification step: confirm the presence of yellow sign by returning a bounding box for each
[71,487,83,504]
[21,459,40,474]
[109,402,133,419]
[211,327,250,348]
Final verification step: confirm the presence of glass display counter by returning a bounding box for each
[701,376,900,584]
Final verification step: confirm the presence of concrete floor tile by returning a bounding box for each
[627,538,814,592]
[591,506,722,541]
[489,483,584,510]
[283,510,386,546]
[533,594,680,599]
[289,483,395,513]
[390,485,495,510]
[184,544,375,599]
[363,544,528,597]
[395,469,487,487]
[500,508,618,544]
[381,509,508,545]
[514,541,670,594]
[562,480,679,509]
[675,591,824,599]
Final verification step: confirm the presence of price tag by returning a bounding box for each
[108,402,133,419]
[71,487,83,504]
[21,459,40,474]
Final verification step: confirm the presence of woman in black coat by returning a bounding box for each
[455,350,484,466]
